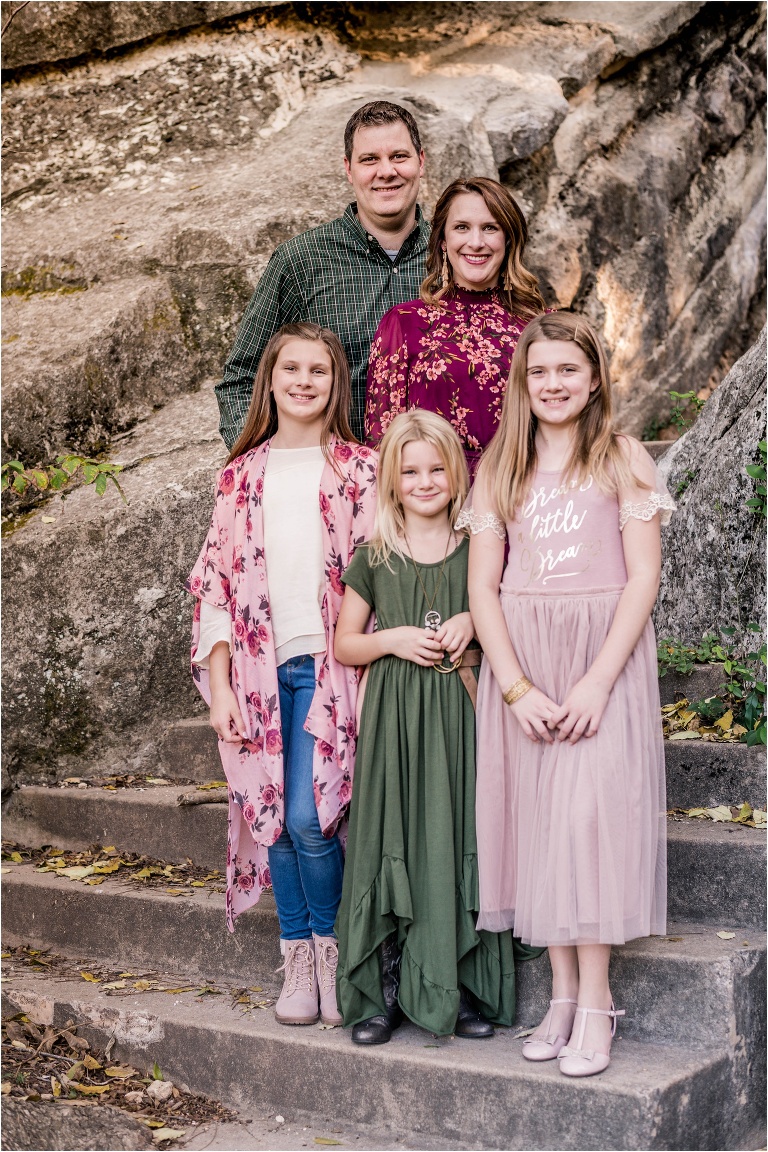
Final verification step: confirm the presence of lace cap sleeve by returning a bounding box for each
[617,442,676,531]
[618,491,676,530]
[456,506,506,540]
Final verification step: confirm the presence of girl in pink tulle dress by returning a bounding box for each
[464,312,674,1079]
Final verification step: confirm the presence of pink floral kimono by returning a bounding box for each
[186,439,378,930]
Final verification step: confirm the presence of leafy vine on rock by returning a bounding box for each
[658,624,766,746]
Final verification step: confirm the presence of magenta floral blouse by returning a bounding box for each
[365,287,532,475]
[186,439,378,930]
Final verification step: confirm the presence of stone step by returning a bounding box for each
[2,861,764,1054]
[2,970,763,1152]
[663,739,766,809]
[665,818,766,927]
[159,717,768,807]
[5,784,765,926]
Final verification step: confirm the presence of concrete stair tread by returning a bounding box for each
[0,967,720,1080]
[1,969,747,1152]
[5,783,766,929]
[158,716,768,809]
[4,859,765,1052]
[3,858,762,955]
[9,779,766,828]
[6,780,766,853]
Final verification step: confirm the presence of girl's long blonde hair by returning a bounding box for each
[476,312,646,521]
[227,322,356,465]
[369,410,469,569]
[420,177,545,319]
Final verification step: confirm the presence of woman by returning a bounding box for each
[365,176,546,476]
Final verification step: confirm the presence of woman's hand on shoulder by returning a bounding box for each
[433,612,474,659]
[209,686,247,744]
[548,673,610,744]
[509,685,559,744]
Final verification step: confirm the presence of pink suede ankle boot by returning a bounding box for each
[313,934,343,1026]
[275,939,319,1025]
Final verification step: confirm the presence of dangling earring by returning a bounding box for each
[502,256,512,290]
[441,248,450,290]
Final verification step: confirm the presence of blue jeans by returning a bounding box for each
[268,654,343,940]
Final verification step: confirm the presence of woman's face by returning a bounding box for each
[443,192,507,292]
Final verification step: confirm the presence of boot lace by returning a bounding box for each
[315,938,339,997]
[276,939,315,996]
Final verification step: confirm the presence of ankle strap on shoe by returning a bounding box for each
[573,1003,625,1047]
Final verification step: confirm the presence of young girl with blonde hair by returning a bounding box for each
[187,322,377,1028]
[334,409,540,1045]
[466,312,673,1077]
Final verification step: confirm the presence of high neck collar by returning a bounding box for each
[448,283,502,303]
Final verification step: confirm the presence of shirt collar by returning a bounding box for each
[342,202,429,254]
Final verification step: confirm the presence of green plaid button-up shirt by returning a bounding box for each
[215,203,430,446]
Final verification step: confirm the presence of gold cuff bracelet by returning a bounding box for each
[503,676,533,705]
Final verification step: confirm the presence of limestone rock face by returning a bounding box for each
[2,389,222,789]
[655,329,767,648]
[0,1,274,70]
[2,2,765,466]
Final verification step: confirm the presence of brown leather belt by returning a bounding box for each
[458,647,482,709]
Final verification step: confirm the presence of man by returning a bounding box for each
[215,100,429,447]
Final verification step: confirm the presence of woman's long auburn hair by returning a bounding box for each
[476,312,647,521]
[226,322,356,465]
[369,409,469,570]
[421,176,545,319]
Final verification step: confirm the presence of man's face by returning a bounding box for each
[344,121,424,229]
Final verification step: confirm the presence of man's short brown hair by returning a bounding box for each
[344,100,422,161]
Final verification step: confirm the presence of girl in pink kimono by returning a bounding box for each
[187,322,377,1028]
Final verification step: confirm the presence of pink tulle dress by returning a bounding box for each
[466,469,674,947]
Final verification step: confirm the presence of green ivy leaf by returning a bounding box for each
[49,469,69,491]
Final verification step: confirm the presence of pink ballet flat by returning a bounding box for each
[558,1002,625,1078]
[522,998,577,1062]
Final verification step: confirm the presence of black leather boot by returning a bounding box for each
[455,986,494,1039]
[351,934,404,1045]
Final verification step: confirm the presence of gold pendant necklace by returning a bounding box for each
[404,530,453,632]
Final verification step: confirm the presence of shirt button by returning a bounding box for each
[393,267,399,274]
[367,234,374,241]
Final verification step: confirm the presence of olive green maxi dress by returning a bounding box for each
[335,538,540,1037]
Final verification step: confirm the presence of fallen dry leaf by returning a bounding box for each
[716,931,736,940]
[60,866,95,880]
[70,1082,112,1095]
[151,1128,186,1144]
